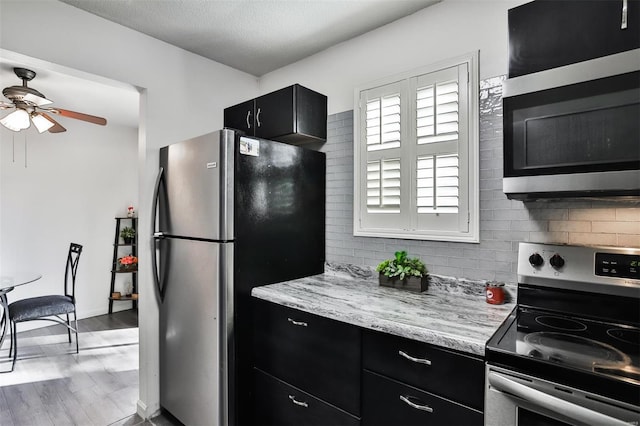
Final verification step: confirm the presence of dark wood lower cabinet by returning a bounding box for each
[253,299,361,416]
[362,370,483,426]
[252,300,485,426]
[253,368,360,426]
[362,330,485,411]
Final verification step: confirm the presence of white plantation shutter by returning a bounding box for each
[416,154,459,213]
[366,95,401,151]
[354,53,478,242]
[414,64,469,233]
[367,159,401,212]
[359,81,408,230]
[417,80,459,144]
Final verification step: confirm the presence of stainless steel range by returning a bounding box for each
[485,242,640,426]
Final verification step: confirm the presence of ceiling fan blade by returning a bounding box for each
[31,112,54,133]
[0,101,14,110]
[41,113,67,133]
[22,93,53,107]
[49,108,107,126]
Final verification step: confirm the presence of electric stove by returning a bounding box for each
[485,242,640,425]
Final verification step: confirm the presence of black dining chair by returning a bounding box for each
[8,243,83,371]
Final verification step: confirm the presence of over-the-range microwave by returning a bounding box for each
[502,49,640,200]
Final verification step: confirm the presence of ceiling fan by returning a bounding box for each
[0,67,107,133]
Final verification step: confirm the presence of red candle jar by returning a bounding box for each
[486,282,505,305]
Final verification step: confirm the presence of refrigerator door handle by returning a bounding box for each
[152,166,167,302]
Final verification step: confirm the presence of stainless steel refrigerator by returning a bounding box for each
[152,128,325,425]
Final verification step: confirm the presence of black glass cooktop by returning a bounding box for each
[515,306,639,380]
[486,304,640,406]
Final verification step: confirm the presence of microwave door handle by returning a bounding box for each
[151,166,167,303]
[488,372,630,426]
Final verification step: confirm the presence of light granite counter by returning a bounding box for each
[251,263,515,357]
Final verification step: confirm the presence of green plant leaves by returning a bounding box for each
[120,226,136,238]
[376,251,427,279]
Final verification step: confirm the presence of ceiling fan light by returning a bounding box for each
[0,109,31,131]
[31,113,54,133]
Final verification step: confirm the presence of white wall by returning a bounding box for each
[0,122,138,320]
[0,0,258,418]
[259,0,528,114]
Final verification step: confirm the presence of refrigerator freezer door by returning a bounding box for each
[159,129,235,241]
[159,237,232,426]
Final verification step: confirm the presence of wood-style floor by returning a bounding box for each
[0,310,179,426]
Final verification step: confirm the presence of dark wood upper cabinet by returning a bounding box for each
[224,84,327,144]
[223,99,255,134]
[508,0,640,77]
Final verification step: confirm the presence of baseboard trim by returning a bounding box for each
[137,399,161,420]
[136,400,148,419]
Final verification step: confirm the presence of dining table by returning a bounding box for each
[0,272,42,350]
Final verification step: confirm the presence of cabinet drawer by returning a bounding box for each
[362,330,484,410]
[253,299,361,415]
[362,370,482,426]
[254,368,360,426]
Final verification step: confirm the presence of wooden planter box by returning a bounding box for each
[379,274,428,293]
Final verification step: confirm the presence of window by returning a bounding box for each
[354,52,479,242]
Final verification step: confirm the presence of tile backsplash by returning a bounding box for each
[319,76,640,284]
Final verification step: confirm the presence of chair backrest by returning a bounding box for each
[65,243,83,300]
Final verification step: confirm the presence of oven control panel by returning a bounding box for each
[518,243,640,297]
[595,252,640,280]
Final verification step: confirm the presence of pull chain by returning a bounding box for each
[9,132,29,167]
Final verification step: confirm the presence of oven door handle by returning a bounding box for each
[488,371,631,426]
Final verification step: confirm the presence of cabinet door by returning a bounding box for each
[508,0,640,77]
[253,368,360,426]
[362,371,482,426]
[253,299,361,415]
[286,85,327,143]
[255,86,295,139]
[362,330,484,411]
[224,99,255,134]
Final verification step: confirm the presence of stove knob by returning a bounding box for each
[529,253,544,267]
[550,253,565,269]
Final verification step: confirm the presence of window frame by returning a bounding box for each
[353,52,480,243]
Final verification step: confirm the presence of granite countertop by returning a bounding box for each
[251,264,515,357]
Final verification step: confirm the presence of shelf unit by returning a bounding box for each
[108,217,138,314]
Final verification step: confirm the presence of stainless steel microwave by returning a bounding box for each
[502,49,640,200]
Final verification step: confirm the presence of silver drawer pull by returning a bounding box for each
[287,318,308,327]
[289,395,308,408]
[398,350,431,365]
[400,395,433,413]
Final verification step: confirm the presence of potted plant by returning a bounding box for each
[120,226,136,244]
[376,250,428,293]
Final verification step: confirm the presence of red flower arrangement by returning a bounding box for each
[118,255,138,271]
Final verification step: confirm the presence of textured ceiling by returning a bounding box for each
[59,0,440,76]
[2,0,440,130]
